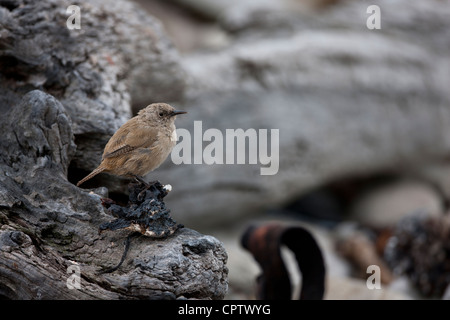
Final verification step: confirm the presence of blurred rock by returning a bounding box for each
[337,230,393,284]
[132,0,231,53]
[417,162,450,207]
[348,179,444,228]
[384,213,450,298]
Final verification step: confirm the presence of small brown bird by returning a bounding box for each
[76,103,187,187]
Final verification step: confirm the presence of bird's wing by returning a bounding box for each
[103,144,136,159]
[102,120,158,160]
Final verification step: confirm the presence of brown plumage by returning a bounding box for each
[76,103,186,187]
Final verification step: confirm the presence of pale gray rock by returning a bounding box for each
[348,179,444,228]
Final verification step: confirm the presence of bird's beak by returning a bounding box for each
[170,110,187,117]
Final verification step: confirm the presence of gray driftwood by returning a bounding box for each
[0,0,227,300]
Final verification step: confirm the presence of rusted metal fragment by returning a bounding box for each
[241,222,325,300]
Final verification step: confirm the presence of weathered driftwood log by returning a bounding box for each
[0,90,228,299]
[0,0,227,300]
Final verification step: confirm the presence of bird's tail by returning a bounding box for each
[76,166,106,187]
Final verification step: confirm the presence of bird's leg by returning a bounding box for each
[133,175,159,188]
[133,175,150,187]
[133,176,159,201]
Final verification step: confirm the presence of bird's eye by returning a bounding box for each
[159,112,164,117]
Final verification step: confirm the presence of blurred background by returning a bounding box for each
[120,0,450,299]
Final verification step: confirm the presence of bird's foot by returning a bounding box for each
[133,176,160,188]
